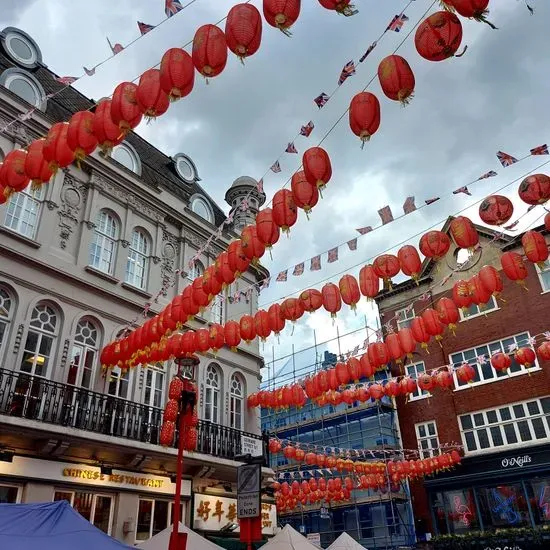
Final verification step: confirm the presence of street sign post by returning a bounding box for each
[237,463,261,519]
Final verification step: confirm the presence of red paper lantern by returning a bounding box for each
[318,0,354,15]
[469,275,492,306]
[163,399,179,422]
[202,266,223,298]
[373,254,400,286]
[217,252,236,286]
[225,4,262,60]
[398,328,416,358]
[347,357,361,382]
[450,216,479,249]
[478,265,503,299]
[360,354,375,378]
[421,309,445,342]
[478,195,514,226]
[398,245,422,281]
[181,331,197,356]
[436,297,459,332]
[93,100,124,153]
[537,341,550,361]
[500,251,529,287]
[168,377,184,400]
[386,333,404,364]
[339,274,360,310]
[241,225,266,263]
[415,11,463,62]
[518,174,550,205]
[43,122,75,173]
[136,69,170,119]
[159,48,195,101]
[227,240,251,276]
[191,278,209,309]
[452,279,472,310]
[322,283,342,318]
[515,347,536,368]
[182,285,200,318]
[368,342,389,369]
[159,421,176,446]
[263,0,301,34]
[111,82,143,135]
[194,329,210,354]
[255,208,280,248]
[349,92,381,145]
[280,298,305,323]
[240,315,257,343]
[1,150,29,195]
[359,265,380,300]
[254,310,271,341]
[411,317,430,350]
[417,373,434,392]
[291,170,318,214]
[378,54,415,104]
[268,303,285,335]
[490,352,511,372]
[450,0,496,28]
[272,189,298,232]
[224,321,241,350]
[192,24,228,78]
[456,363,476,384]
[435,370,454,389]
[521,230,549,268]
[67,111,98,162]
[302,147,332,193]
[299,289,323,312]
[24,139,53,189]
[209,323,225,352]
[419,230,451,260]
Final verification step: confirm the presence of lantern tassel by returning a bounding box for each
[278,26,293,37]
[439,0,455,12]
[454,45,468,58]
[477,13,498,30]
[398,90,414,107]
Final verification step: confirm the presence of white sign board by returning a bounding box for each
[307,533,321,547]
[237,493,260,519]
[241,435,263,457]
[193,495,276,535]
[237,463,261,519]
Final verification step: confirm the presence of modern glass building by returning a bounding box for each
[262,352,416,549]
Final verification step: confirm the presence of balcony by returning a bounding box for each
[0,368,267,464]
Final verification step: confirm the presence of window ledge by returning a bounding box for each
[85,265,119,284]
[453,366,542,392]
[121,282,152,299]
[0,226,41,248]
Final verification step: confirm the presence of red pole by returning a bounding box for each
[169,411,186,550]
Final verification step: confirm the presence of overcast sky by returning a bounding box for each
[4,0,549,378]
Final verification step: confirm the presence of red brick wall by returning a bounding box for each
[379,260,550,530]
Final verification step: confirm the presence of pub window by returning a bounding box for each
[0,484,21,503]
[450,331,536,389]
[476,483,531,529]
[459,396,550,455]
[527,477,550,525]
[405,361,430,400]
[53,490,113,534]
[415,420,440,459]
[136,498,174,541]
[459,295,498,321]
[537,259,550,293]
[396,307,414,330]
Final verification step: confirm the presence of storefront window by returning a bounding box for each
[0,484,19,503]
[54,490,113,534]
[442,489,479,533]
[136,498,171,541]
[476,484,530,529]
[527,478,550,525]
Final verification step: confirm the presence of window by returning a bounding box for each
[0,69,45,109]
[126,229,149,289]
[187,260,204,281]
[108,365,131,399]
[405,362,429,400]
[20,303,59,377]
[111,143,141,175]
[211,294,225,324]
[230,373,244,430]
[68,319,99,389]
[4,185,43,239]
[459,396,550,455]
[415,421,440,458]
[142,366,165,408]
[90,210,118,275]
[136,498,172,541]
[54,491,113,534]
[0,287,14,360]
[0,484,20,503]
[396,307,414,330]
[2,28,42,67]
[477,484,531,528]
[204,364,221,423]
[191,196,213,224]
[459,295,498,320]
[174,154,196,182]
[537,259,550,293]
[451,332,535,389]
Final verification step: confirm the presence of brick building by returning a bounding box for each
[376,216,550,539]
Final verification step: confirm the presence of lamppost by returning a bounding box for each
[169,354,200,550]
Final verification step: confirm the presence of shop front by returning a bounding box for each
[0,455,192,545]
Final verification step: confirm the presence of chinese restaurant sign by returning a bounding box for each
[193,495,276,535]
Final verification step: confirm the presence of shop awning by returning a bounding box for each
[137,522,226,550]
[327,532,368,550]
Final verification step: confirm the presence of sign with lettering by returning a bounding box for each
[501,455,532,469]
[193,495,276,535]
[307,533,321,547]
[241,436,263,458]
[483,546,523,550]
[237,463,261,519]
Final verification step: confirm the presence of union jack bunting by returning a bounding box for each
[260,277,271,291]
[347,238,357,251]
[293,263,305,276]
[285,142,298,154]
[477,170,497,180]
[138,21,156,35]
[387,14,409,32]
[425,197,440,205]
[165,0,184,17]
[83,67,96,77]
[338,60,356,86]
[107,37,124,55]
[55,76,77,85]
[276,270,288,282]
[314,92,330,109]
[270,161,281,173]
[327,247,339,263]
[453,186,471,196]
[300,121,314,137]
[359,41,377,63]
[356,226,373,235]
[378,205,394,225]
[504,220,520,230]
[403,196,416,215]
[240,198,249,211]
[530,144,549,155]
[496,150,518,167]
[310,255,321,271]
[256,178,264,193]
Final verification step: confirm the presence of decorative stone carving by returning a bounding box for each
[152,256,161,265]
[160,230,178,296]
[85,221,96,230]
[45,200,58,211]
[60,339,70,369]
[120,240,130,248]
[58,174,88,249]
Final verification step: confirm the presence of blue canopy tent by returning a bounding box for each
[0,500,133,550]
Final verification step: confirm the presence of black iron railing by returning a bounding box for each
[0,368,267,463]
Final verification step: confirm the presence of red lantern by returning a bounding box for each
[417,373,434,392]
[456,363,476,384]
[255,208,280,248]
[136,69,170,119]
[272,189,298,232]
[191,278,209,309]
[302,147,332,193]
[194,329,210,354]
[182,285,200,318]
[450,0,497,28]
[449,216,478,249]
[469,275,492,306]
[518,174,550,205]
[422,309,445,342]
[224,321,241,351]
[500,251,529,287]
[359,265,380,300]
[398,245,422,281]
[163,399,179,422]
[24,139,53,189]
[545,212,550,232]
[522,230,549,268]
[411,317,430,351]
[209,324,225,352]
[419,230,451,260]
[192,24,228,78]
[168,377,184,400]
[67,111,98,161]
[339,274,360,310]
[347,357,361,382]
[185,428,198,451]
[478,265,503,299]
[370,383,384,400]
[377,55,415,105]
[415,11,463,62]
[283,445,296,461]
[435,370,454,389]
[43,122,75,173]
[225,4,262,60]
[478,195,514,226]
[280,298,305,323]
[490,352,511,372]
[398,328,416,358]
[111,82,143,135]
[159,421,175,446]
[241,225,266,263]
[515,347,536,368]
[291,170,318,214]
[202,266,223,298]
[217,252,236,286]
[263,0,301,34]
[452,279,472,310]
[537,341,550,361]
[240,315,256,343]
[349,92,381,145]
[181,331,197,356]
[299,289,323,312]
[93,100,124,153]
[436,297,459,333]
[318,0,354,15]
[0,150,29,195]
[322,283,342,318]
[227,240,250,276]
[373,254,400,287]
[386,333,404,364]
[368,342,389,370]
[254,310,271,341]
[360,354,375,379]
[159,48,195,101]
[268,303,285,335]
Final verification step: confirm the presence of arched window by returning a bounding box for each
[4,185,44,239]
[20,302,59,377]
[90,210,119,274]
[230,373,245,431]
[0,287,15,359]
[211,295,224,325]
[111,143,141,175]
[187,260,204,281]
[126,229,149,289]
[0,69,46,109]
[204,364,221,423]
[191,196,214,224]
[68,319,100,389]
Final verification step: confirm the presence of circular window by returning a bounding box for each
[447,246,482,272]
[174,154,196,182]
[0,69,46,109]
[2,28,42,68]
[111,143,141,175]
[191,197,213,223]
